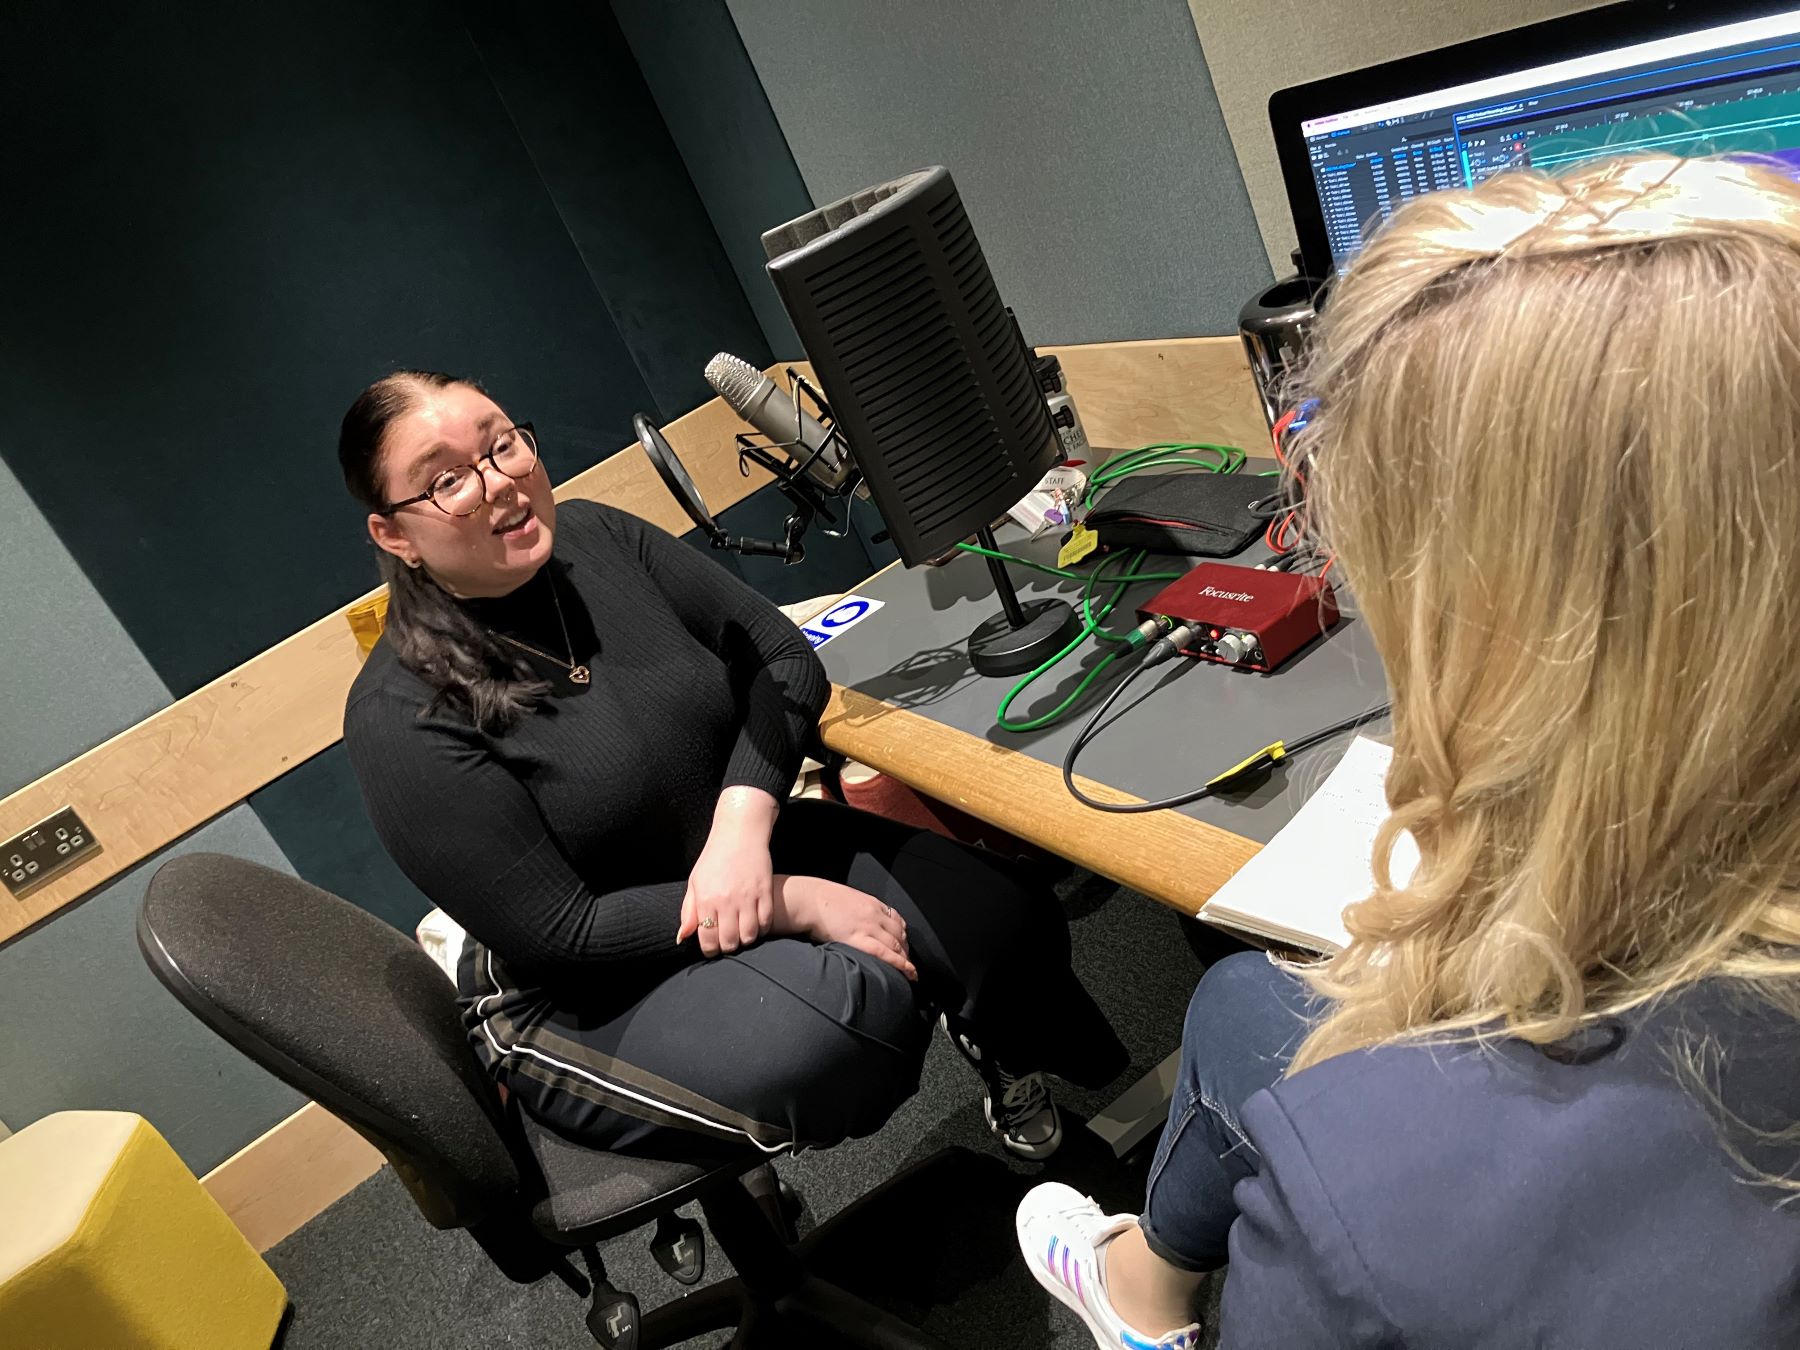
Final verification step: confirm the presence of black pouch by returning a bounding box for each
[1085,472,1270,557]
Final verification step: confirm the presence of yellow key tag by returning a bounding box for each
[1057,524,1099,568]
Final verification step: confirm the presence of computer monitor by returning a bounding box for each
[1270,1,1800,279]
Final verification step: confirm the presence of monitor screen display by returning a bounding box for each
[1290,7,1800,271]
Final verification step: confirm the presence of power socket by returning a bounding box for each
[3,807,101,900]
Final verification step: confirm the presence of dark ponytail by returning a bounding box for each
[338,371,548,734]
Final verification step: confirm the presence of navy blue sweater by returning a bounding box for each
[1223,980,1800,1347]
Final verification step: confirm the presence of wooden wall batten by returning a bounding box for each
[200,1102,385,1253]
[1044,336,1267,453]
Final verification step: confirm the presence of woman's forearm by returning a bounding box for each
[769,873,815,938]
[710,785,780,848]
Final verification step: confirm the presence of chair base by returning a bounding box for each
[627,1151,964,1350]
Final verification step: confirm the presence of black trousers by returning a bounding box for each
[461,799,1127,1157]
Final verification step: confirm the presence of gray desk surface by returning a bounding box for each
[814,488,1390,847]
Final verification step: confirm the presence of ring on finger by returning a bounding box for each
[698,916,718,929]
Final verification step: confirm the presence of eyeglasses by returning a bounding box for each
[381,422,539,517]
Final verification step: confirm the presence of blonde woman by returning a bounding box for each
[1018,154,1800,1349]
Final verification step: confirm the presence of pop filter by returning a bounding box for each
[634,412,809,562]
[634,413,720,542]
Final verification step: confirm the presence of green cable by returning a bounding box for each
[1094,442,1244,476]
[999,649,1128,733]
[994,552,1188,731]
[1081,441,1246,507]
[1084,567,1181,640]
[959,439,1252,569]
[953,541,1087,581]
[995,551,1142,732]
[951,539,1183,603]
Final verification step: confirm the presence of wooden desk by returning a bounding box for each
[820,684,1263,913]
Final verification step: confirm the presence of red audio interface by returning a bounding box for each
[1136,562,1339,672]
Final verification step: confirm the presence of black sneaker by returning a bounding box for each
[939,1014,1064,1160]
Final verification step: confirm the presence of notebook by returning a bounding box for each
[1199,735,1418,953]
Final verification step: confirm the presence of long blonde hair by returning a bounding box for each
[1291,155,1800,1075]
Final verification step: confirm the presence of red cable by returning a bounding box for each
[1276,513,1298,553]
[1266,407,1310,558]
[1266,512,1302,555]
[1270,409,1297,468]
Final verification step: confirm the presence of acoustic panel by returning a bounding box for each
[610,0,815,360]
[466,1,776,416]
[0,456,167,798]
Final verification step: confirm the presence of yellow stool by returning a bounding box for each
[0,1111,287,1349]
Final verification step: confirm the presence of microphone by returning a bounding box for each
[636,354,872,566]
[704,352,856,493]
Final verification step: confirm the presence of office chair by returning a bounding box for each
[138,853,954,1349]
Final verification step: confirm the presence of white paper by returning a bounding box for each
[1200,735,1418,952]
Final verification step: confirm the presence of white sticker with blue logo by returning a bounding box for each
[801,595,886,649]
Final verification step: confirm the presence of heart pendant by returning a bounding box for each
[570,665,591,685]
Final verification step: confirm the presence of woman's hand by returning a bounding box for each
[677,787,780,957]
[772,875,917,982]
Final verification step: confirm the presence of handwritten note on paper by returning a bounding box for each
[1200,735,1418,953]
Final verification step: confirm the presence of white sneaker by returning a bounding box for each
[939,1014,1064,1159]
[1015,1182,1202,1350]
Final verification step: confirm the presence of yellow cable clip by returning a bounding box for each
[1206,740,1287,788]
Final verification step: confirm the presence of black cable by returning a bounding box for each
[1061,654,1392,813]
[1061,660,1166,811]
[1281,701,1392,758]
[1270,545,1329,575]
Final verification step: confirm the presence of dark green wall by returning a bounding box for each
[1,0,773,701]
[611,0,814,359]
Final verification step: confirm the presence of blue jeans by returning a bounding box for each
[1139,950,1320,1272]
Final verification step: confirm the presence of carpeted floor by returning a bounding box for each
[265,870,1238,1348]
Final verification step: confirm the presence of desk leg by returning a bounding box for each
[1085,1050,1179,1158]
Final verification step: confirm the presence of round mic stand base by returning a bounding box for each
[968,599,1081,677]
[965,523,1082,677]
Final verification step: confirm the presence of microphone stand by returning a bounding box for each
[974,525,1029,627]
[701,498,813,563]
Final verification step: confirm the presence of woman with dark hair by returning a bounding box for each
[338,370,1125,1161]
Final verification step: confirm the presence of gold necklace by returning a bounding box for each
[491,578,590,685]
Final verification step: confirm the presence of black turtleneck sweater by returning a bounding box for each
[343,500,830,988]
